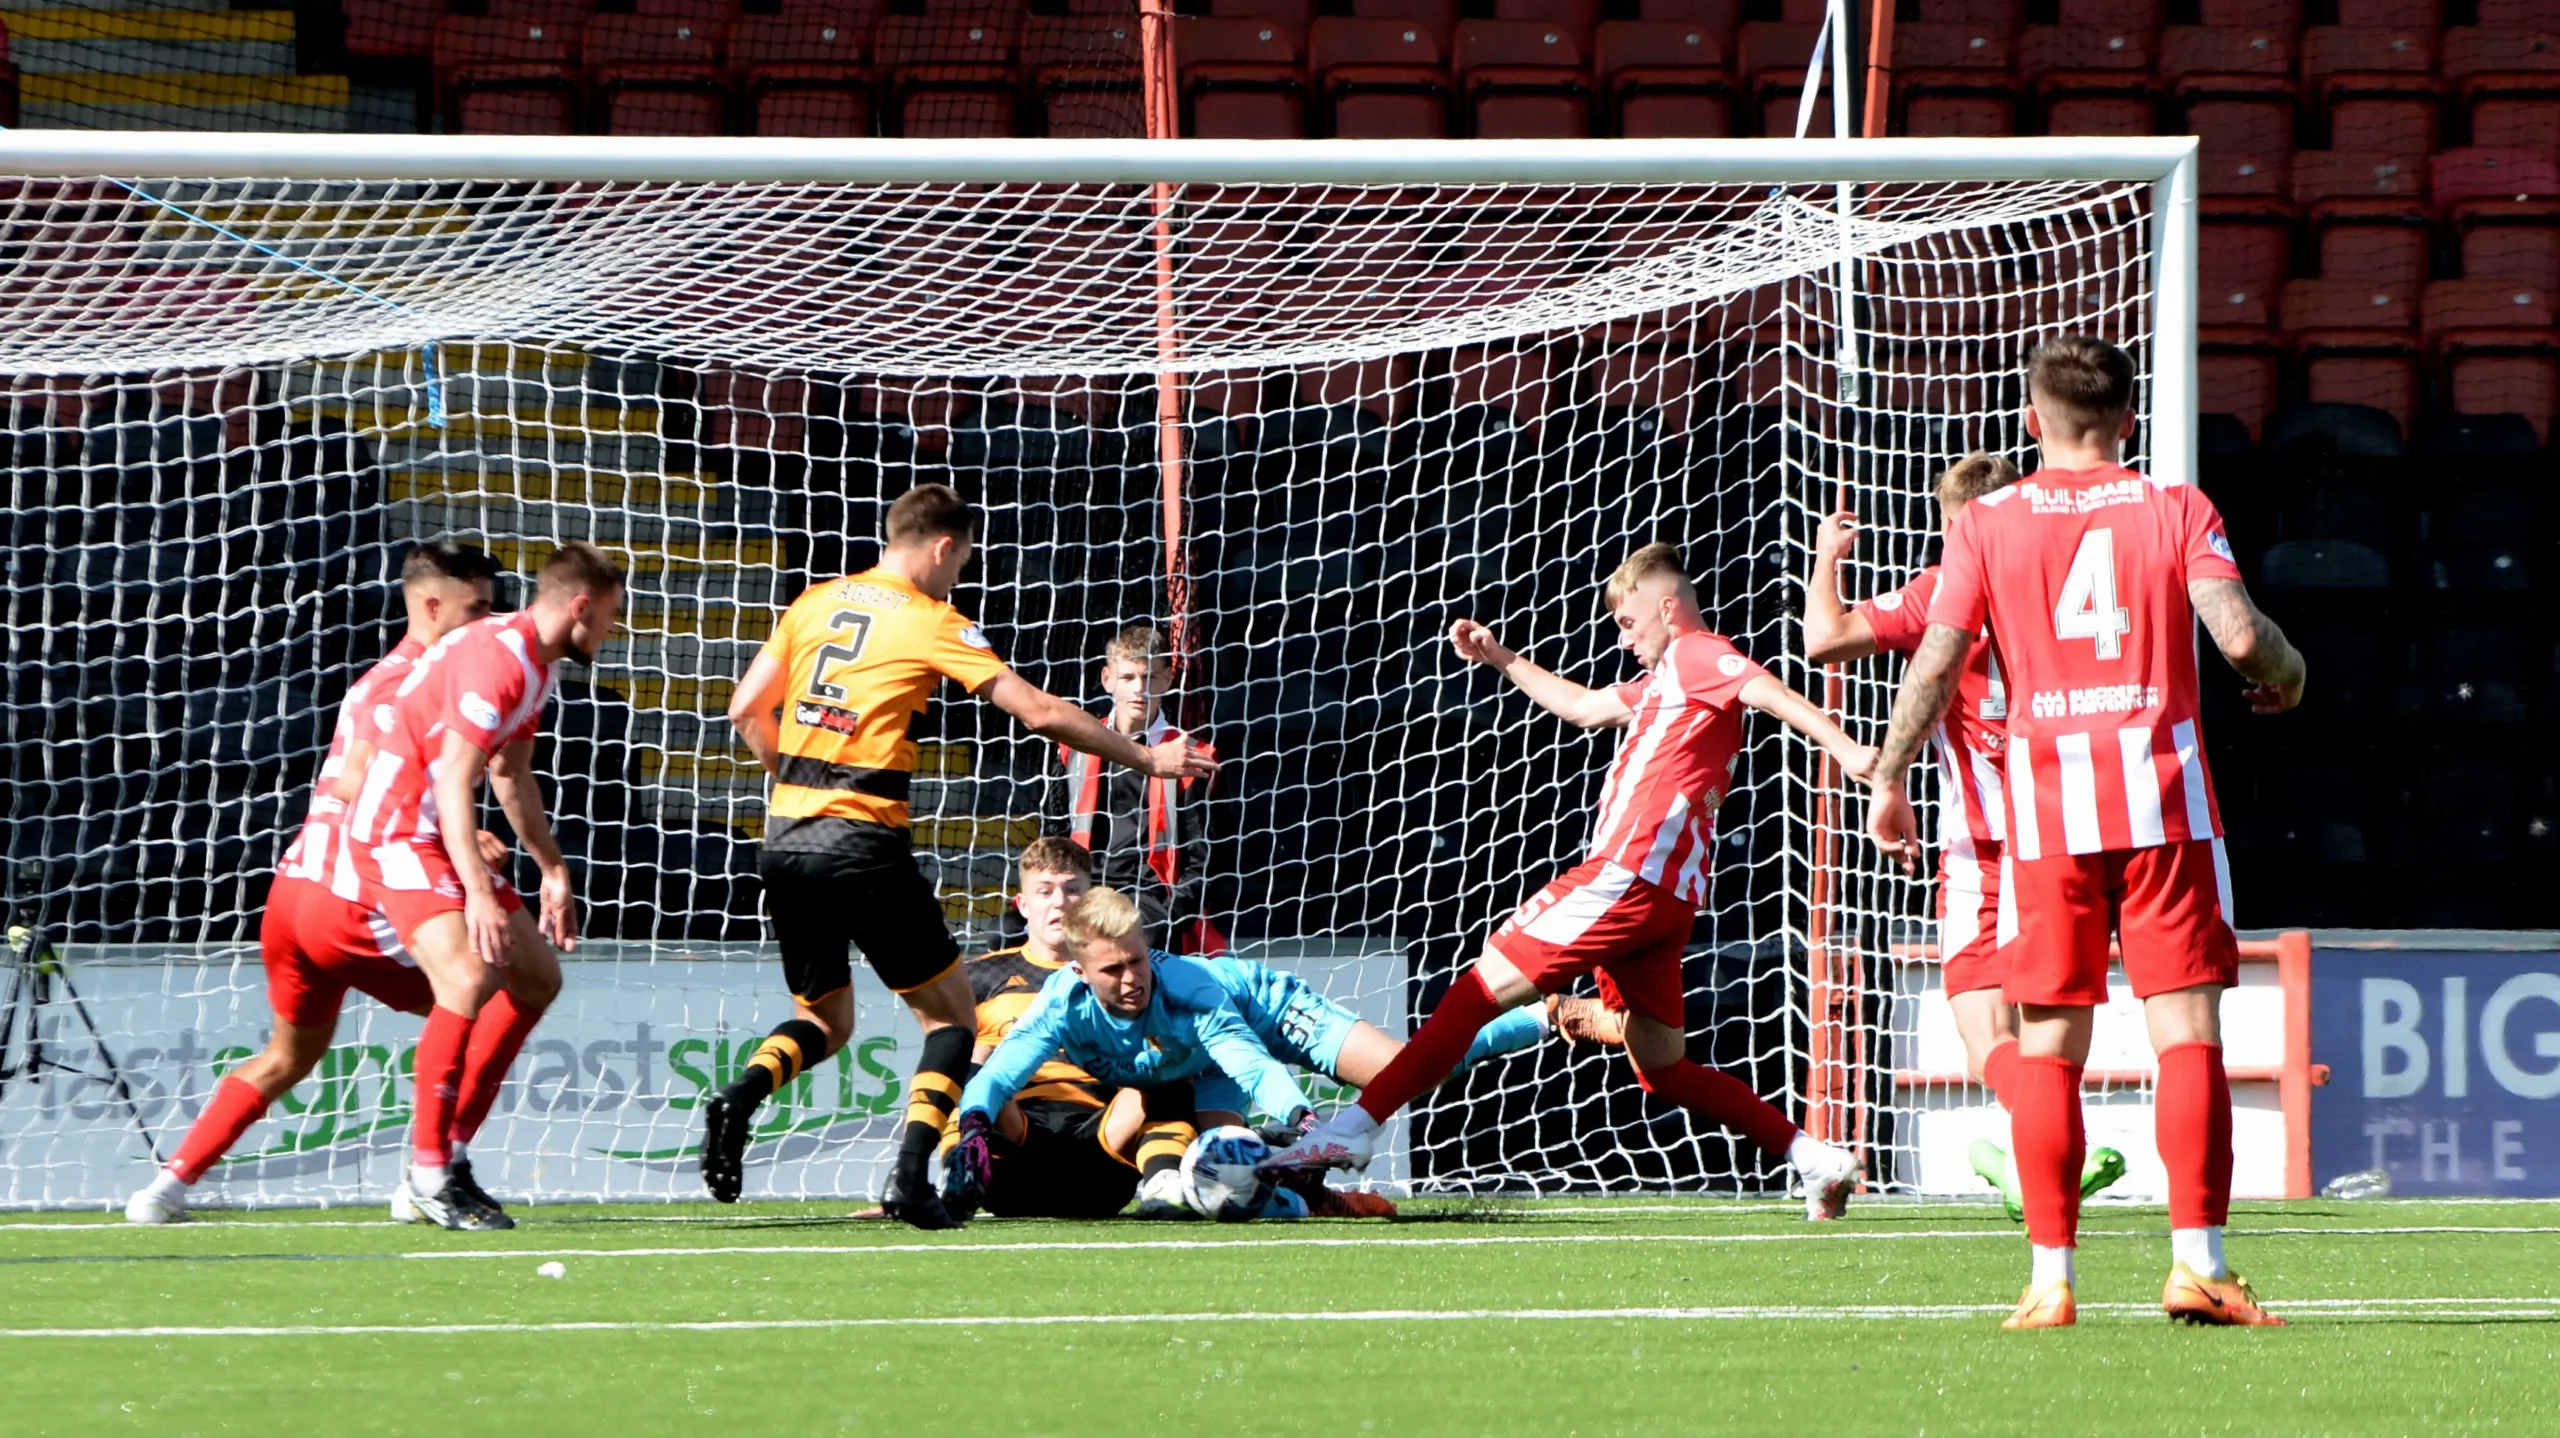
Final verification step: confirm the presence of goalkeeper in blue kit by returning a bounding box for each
[947,886,1557,1220]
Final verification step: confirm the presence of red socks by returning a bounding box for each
[1359,971,1504,1123]
[451,990,543,1147]
[2012,1055,2085,1249]
[166,1075,271,1184]
[2155,1041,2234,1229]
[1635,1059,1800,1157]
[1981,1038,2021,1110]
[411,1005,472,1169]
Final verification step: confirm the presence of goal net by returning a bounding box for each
[0,135,2192,1208]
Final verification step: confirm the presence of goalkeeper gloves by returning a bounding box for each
[1257,1108,1317,1151]
[942,1111,994,1222]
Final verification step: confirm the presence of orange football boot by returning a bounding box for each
[2162,1263,2287,1326]
[2002,1281,2077,1329]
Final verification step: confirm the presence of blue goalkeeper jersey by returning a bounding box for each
[958,950,1314,1124]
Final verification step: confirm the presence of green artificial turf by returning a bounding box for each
[5,1197,2558,1436]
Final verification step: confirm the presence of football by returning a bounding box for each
[1179,1126,1273,1221]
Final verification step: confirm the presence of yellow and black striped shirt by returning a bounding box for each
[761,567,1010,829]
[969,945,1110,1109]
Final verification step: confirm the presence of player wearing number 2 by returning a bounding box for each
[706,484,1214,1227]
[1867,337,2306,1329]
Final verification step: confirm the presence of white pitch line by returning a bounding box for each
[13,1296,2559,1340]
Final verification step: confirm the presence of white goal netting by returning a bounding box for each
[0,154,2160,1208]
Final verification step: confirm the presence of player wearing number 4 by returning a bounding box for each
[1263,544,1873,1219]
[1806,454,2128,1219]
[1867,338,2306,1329]
[706,485,1213,1228]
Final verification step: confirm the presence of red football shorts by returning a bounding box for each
[260,874,435,1027]
[1488,858,1695,1028]
[2000,837,2239,1008]
[1937,840,2005,997]
[350,837,523,944]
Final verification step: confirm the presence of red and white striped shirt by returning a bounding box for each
[1589,630,1768,904]
[346,611,558,853]
[275,634,428,901]
[1857,567,2007,858]
[1928,465,2244,860]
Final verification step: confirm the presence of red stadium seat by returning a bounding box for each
[2290,148,2424,204]
[343,0,440,60]
[1912,0,2023,31]
[2056,0,2161,27]
[2334,0,2433,22]
[734,12,873,136]
[875,13,1021,137]
[1485,0,1602,35]
[1023,15,1143,138]
[2201,326,2284,440]
[434,15,582,135]
[2200,200,2294,328]
[1340,0,1459,47]
[2440,29,2560,152]
[2283,276,2422,433]
[1202,0,1313,20]
[1177,17,1308,138]
[2300,27,2439,156]
[1595,20,1733,136]
[1452,20,1594,138]
[2310,198,2432,290]
[2164,27,2299,197]
[2433,148,2560,207]
[1894,22,2017,137]
[2425,279,2560,439]
[2456,198,2560,289]
[2477,0,2560,24]
[486,0,592,20]
[1309,17,1451,137]
[2023,26,2156,135]
[584,13,728,137]
[1736,21,1825,137]
[1633,0,1742,33]
[2197,0,2300,26]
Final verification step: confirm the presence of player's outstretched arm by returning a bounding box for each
[1865,623,1975,873]
[2191,577,2307,715]
[1738,673,1878,785]
[1194,999,1318,1127]
[489,735,576,951]
[982,671,1215,782]
[1804,511,1883,665]
[725,650,790,779]
[1449,619,1632,729]
[431,730,511,967]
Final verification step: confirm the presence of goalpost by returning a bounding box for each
[0,132,2196,1208]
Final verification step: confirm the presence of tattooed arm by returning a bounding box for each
[1865,623,1974,873]
[2190,577,2306,714]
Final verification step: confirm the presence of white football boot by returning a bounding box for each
[124,1171,189,1225]
[1793,1137,1863,1222]
[389,1173,418,1223]
[1256,1108,1379,1174]
[1131,1168,1199,1220]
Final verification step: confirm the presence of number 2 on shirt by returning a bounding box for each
[2052,528,2130,660]
[806,609,877,702]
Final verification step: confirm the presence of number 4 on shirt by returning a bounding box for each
[2053,528,2130,660]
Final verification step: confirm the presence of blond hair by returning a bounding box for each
[1062,885,1145,954]
[1103,623,1169,665]
[1935,451,2019,515]
[1017,835,1093,886]
[1602,542,1694,610]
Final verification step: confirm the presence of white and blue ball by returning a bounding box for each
[1179,1125,1273,1221]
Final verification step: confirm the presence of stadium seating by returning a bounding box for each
[2425,279,2559,439]
[1595,21,1733,137]
[2284,276,2422,436]
[734,12,874,138]
[2302,27,2441,157]
[2163,26,2300,195]
[1735,21,1823,137]
[1893,22,2017,137]
[2022,24,2160,136]
[1178,17,1306,139]
[1308,17,1450,138]
[1023,15,1143,137]
[874,12,1022,136]
[1452,19,1594,138]
[433,15,582,135]
[343,0,441,60]
[584,13,727,136]
[2456,198,2560,289]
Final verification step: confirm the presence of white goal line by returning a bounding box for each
[8,1296,2548,1340]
